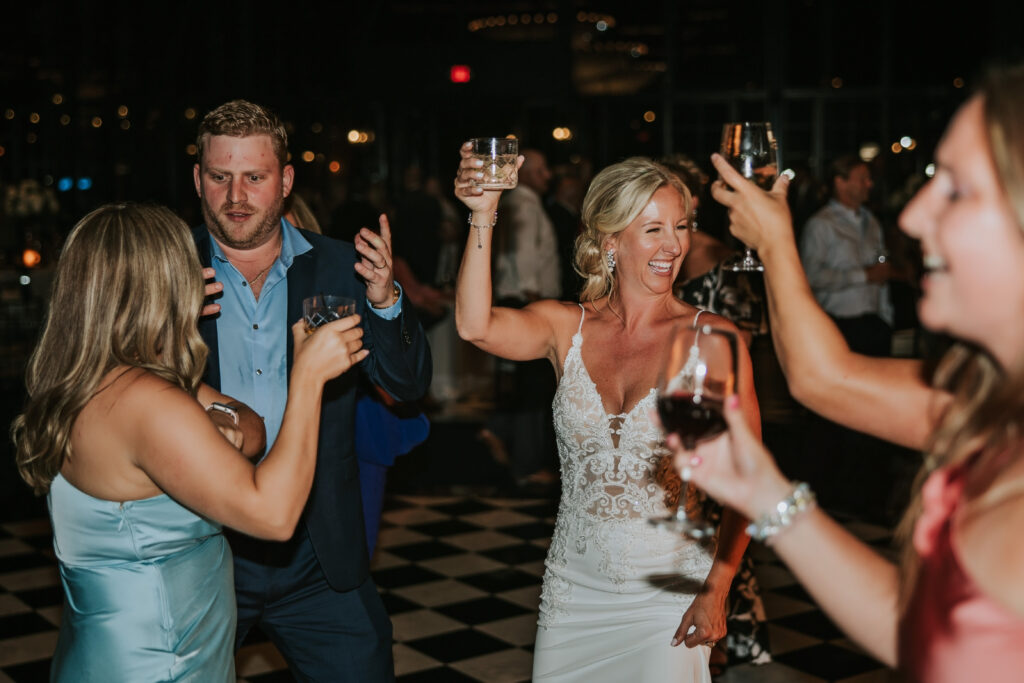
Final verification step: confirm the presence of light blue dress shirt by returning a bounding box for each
[210,219,402,453]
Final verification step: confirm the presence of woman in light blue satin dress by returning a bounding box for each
[11,203,368,681]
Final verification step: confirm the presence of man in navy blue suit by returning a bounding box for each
[192,100,431,681]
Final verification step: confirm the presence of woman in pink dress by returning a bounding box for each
[673,63,1024,682]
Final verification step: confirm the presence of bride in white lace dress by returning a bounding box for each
[454,152,761,681]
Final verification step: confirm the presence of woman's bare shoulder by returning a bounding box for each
[958,458,1024,618]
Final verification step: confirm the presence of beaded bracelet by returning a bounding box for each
[468,212,498,248]
[745,481,816,544]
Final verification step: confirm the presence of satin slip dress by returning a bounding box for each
[47,473,235,682]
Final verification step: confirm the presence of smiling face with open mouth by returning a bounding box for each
[194,134,294,251]
[605,184,690,296]
[899,95,1024,367]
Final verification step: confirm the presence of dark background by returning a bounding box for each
[3,0,1023,230]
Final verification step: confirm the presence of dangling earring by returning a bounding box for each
[691,208,699,233]
[606,249,616,273]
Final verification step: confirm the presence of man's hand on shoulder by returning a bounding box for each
[201,267,223,317]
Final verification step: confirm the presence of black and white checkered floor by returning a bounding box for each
[0,489,905,682]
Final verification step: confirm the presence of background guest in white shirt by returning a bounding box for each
[799,155,904,356]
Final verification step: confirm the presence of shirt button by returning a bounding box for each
[242,281,249,287]
[253,324,259,330]
[256,369,262,376]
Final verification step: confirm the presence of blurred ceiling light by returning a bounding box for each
[831,76,843,88]
[120,120,130,130]
[29,112,40,123]
[184,108,197,120]
[60,114,70,125]
[552,127,573,141]
[117,105,128,117]
[859,143,881,162]
[26,133,37,144]
[22,249,41,268]
[186,143,198,156]
[52,93,63,105]
[643,110,656,123]
[891,142,903,153]
[953,77,965,88]
[311,122,323,134]
[329,161,341,173]
[0,145,5,157]
[4,109,14,120]
[302,151,315,162]
[925,163,936,177]
[91,117,102,128]
[347,130,361,143]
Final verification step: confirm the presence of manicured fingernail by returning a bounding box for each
[671,637,680,646]
[726,395,739,410]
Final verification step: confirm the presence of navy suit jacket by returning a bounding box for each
[193,225,432,592]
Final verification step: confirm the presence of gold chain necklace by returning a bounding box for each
[247,264,272,286]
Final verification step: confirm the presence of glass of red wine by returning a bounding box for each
[648,320,738,539]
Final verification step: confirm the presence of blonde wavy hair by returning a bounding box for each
[896,62,1024,610]
[574,157,690,302]
[11,203,208,494]
[197,99,289,168]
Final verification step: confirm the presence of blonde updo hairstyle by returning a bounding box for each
[574,157,690,302]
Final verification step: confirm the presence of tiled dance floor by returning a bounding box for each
[0,490,905,682]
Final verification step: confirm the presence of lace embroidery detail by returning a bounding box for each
[539,311,712,627]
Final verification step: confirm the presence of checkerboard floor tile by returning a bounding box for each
[0,490,909,682]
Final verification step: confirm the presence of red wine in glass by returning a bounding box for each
[648,322,738,539]
[656,392,726,450]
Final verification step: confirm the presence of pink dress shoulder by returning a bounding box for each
[899,463,1024,681]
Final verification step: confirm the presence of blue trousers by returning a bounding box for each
[233,528,394,682]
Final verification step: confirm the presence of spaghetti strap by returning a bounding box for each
[577,303,586,335]
[692,309,706,330]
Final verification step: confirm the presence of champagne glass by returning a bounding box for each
[719,122,779,272]
[648,321,738,539]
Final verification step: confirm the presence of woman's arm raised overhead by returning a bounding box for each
[709,153,949,449]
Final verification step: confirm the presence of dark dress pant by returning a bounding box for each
[232,527,394,682]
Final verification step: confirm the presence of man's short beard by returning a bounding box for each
[200,193,284,250]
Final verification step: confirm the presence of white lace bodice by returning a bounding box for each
[541,306,712,626]
[551,323,671,526]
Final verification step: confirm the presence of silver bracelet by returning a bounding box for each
[468,212,497,249]
[745,481,816,544]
